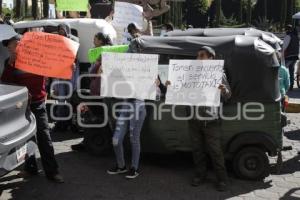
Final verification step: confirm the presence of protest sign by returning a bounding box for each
[101,53,159,100]
[56,0,88,11]
[88,45,129,63]
[112,2,143,29]
[165,60,224,107]
[112,2,143,44]
[15,32,79,79]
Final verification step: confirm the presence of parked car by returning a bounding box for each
[78,28,286,181]
[0,84,37,177]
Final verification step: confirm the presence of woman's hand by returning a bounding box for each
[165,80,171,87]
[97,67,103,74]
[218,84,226,93]
[155,78,161,86]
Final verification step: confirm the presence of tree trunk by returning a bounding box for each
[43,0,49,18]
[24,0,28,17]
[239,0,243,24]
[215,0,221,27]
[280,0,287,30]
[15,0,21,18]
[32,0,38,19]
[0,0,2,15]
[264,0,267,19]
[246,0,252,25]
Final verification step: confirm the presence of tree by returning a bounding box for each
[215,0,221,27]
[246,0,251,25]
[239,0,257,25]
[32,0,38,19]
[24,0,28,17]
[184,0,209,28]
[15,0,21,18]
[263,0,267,19]
[239,0,243,23]
[0,0,2,15]
[280,0,287,30]
[43,0,49,18]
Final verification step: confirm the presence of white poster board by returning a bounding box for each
[101,53,159,100]
[165,60,224,107]
[113,2,143,29]
[112,2,143,44]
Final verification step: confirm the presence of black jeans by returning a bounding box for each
[25,101,59,177]
[189,119,228,182]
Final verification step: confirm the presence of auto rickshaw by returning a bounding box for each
[82,28,287,181]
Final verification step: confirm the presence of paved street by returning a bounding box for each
[0,89,300,200]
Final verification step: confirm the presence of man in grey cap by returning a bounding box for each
[189,46,231,191]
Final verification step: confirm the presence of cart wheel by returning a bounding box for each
[233,147,270,180]
[85,127,112,156]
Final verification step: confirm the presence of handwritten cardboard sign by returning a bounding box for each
[15,32,79,79]
[112,2,143,29]
[56,0,88,11]
[101,52,159,100]
[88,45,129,63]
[165,60,224,107]
[112,2,143,44]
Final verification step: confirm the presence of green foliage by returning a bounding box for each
[222,14,239,26]
[190,0,209,15]
[254,16,273,31]
[2,7,13,16]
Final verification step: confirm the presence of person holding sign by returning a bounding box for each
[71,32,113,152]
[52,24,78,133]
[106,36,159,178]
[1,36,64,183]
[166,46,231,191]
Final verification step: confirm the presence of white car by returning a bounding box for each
[0,84,37,176]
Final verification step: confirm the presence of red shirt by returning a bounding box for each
[1,60,47,103]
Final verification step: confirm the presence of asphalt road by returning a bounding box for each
[1,89,300,200]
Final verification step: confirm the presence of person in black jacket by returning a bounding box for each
[283,25,299,91]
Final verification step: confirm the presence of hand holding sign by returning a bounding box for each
[165,60,224,107]
[15,32,79,79]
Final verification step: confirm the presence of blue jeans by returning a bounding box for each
[286,60,297,89]
[112,100,146,170]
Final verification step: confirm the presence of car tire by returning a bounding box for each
[85,127,112,156]
[233,147,270,180]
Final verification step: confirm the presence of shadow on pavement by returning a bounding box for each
[0,149,273,200]
[280,187,300,200]
[50,129,83,142]
[0,129,274,199]
[285,130,300,141]
[287,88,300,99]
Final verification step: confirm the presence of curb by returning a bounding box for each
[286,102,300,113]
